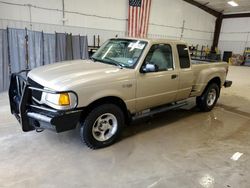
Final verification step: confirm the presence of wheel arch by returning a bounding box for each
[200,76,221,98]
[208,77,221,88]
[81,96,131,125]
[196,77,221,112]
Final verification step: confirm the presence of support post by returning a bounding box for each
[25,28,29,70]
[180,20,185,40]
[211,14,223,52]
[6,27,11,75]
[79,34,82,59]
[42,31,45,65]
[62,0,65,25]
[97,35,100,47]
[55,32,58,62]
[28,4,32,30]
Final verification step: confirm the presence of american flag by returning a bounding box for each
[128,0,152,38]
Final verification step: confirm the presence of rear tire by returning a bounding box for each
[80,103,124,149]
[196,83,220,112]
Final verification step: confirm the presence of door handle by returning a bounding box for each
[171,74,178,79]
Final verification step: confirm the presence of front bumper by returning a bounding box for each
[8,70,82,133]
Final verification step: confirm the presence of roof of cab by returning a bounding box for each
[112,37,187,45]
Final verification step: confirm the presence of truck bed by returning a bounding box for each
[190,60,228,96]
[191,59,220,64]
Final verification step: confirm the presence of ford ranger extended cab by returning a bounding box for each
[9,38,232,149]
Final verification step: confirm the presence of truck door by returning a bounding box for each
[136,44,179,112]
[175,44,194,101]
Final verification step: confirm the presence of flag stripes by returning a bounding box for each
[128,0,151,38]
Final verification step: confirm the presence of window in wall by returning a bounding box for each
[177,44,190,69]
[144,44,173,71]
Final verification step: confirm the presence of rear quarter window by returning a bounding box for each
[177,44,190,69]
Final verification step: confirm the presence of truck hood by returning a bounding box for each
[28,60,135,90]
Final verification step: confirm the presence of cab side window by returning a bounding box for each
[177,44,190,69]
[144,44,173,71]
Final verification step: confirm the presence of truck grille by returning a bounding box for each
[27,78,44,101]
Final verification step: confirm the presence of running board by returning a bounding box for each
[132,102,188,121]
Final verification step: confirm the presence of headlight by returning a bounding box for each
[43,92,77,110]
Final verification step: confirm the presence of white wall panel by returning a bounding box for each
[30,7,62,25]
[64,0,127,31]
[219,17,250,54]
[65,13,126,32]
[3,0,61,9]
[148,0,215,46]
[0,0,216,47]
[0,0,62,23]
[182,1,216,33]
[149,0,183,29]
[222,18,250,33]
[0,4,30,21]
[65,0,127,19]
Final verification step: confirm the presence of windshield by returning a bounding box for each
[92,39,147,68]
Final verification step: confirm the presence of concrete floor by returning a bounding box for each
[0,66,250,188]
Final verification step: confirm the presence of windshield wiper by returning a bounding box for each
[90,56,97,62]
[103,57,124,69]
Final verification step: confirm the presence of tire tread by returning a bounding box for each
[80,103,124,149]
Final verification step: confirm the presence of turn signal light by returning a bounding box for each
[59,93,70,106]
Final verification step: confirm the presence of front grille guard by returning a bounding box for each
[9,70,30,115]
[8,70,78,132]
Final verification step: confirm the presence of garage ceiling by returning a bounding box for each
[194,0,250,14]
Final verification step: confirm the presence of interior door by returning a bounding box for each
[136,44,179,112]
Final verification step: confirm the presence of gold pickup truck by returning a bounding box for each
[9,38,232,149]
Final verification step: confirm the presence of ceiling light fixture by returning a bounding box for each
[227,1,239,7]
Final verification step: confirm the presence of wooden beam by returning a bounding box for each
[183,0,220,17]
[223,13,250,19]
[212,14,223,52]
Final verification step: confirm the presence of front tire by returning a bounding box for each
[80,103,124,149]
[196,83,220,112]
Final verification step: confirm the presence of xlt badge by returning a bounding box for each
[122,84,133,88]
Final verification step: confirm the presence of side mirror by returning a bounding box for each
[141,63,157,73]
